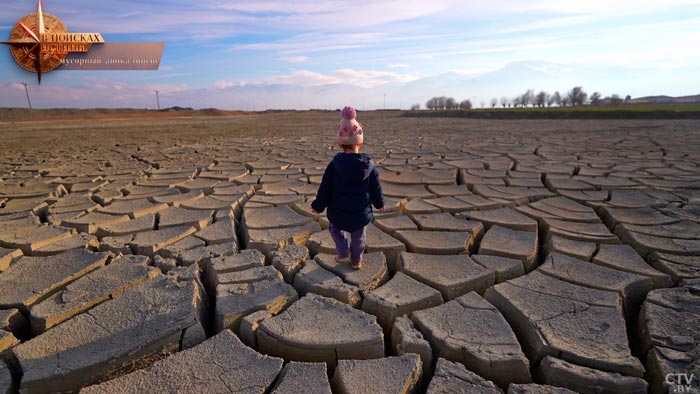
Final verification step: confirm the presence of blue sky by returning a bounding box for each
[1,0,699,109]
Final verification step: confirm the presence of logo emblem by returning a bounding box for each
[3,2,164,84]
[2,2,104,83]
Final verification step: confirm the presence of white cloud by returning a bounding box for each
[329,69,421,88]
[5,0,449,37]
[236,32,385,53]
[388,64,410,68]
[4,0,699,39]
[212,0,451,30]
[210,68,421,89]
[431,0,700,16]
[213,80,238,89]
[279,56,309,63]
[236,31,446,60]
[260,70,340,87]
[511,0,700,15]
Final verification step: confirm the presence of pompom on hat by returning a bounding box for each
[337,106,364,146]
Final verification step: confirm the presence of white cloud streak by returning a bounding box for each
[278,56,309,63]
[214,68,421,89]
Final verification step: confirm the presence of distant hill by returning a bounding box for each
[630,94,700,105]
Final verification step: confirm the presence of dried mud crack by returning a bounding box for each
[0,112,698,393]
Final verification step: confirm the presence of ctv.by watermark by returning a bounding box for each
[667,373,698,393]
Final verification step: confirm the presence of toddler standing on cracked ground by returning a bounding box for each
[311,106,385,270]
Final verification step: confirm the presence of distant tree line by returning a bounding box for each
[421,96,473,110]
[415,86,626,110]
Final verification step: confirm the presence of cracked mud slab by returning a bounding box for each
[485,276,644,378]
[638,286,700,394]
[0,249,110,311]
[478,226,538,271]
[398,252,495,299]
[426,358,503,394]
[81,330,283,394]
[14,275,207,393]
[362,271,444,333]
[257,294,385,367]
[271,361,332,394]
[29,260,160,334]
[331,354,422,394]
[538,356,648,394]
[215,277,298,333]
[412,292,531,388]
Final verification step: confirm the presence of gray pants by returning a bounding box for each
[328,222,366,265]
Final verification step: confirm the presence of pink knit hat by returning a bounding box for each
[337,106,364,146]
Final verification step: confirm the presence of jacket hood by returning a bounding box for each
[332,153,374,183]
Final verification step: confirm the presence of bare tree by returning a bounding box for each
[446,97,457,110]
[513,96,522,108]
[561,96,571,107]
[490,98,498,108]
[576,87,588,106]
[520,89,534,107]
[500,96,509,108]
[535,91,548,108]
[589,92,602,106]
[480,101,485,109]
[567,86,587,106]
[437,96,448,110]
[410,103,420,111]
[609,94,623,106]
[426,97,437,110]
[459,99,472,110]
[552,91,562,107]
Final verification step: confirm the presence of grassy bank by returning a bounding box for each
[0,107,251,122]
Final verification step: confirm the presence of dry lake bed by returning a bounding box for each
[0,111,698,393]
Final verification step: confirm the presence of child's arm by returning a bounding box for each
[310,163,333,214]
[369,166,385,211]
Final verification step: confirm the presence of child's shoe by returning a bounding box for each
[351,260,366,270]
[335,255,350,263]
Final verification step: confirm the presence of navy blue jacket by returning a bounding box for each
[311,153,384,233]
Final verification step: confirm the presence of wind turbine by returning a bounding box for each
[154,90,161,110]
[22,83,33,109]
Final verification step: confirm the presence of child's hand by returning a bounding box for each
[311,208,321,215]
[379,206,385,212]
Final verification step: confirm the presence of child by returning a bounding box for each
[311,106,385,270]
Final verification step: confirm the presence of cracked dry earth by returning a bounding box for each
[0,112,698,394]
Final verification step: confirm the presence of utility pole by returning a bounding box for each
[154,90,160,110]
[22,83,32,109]
[383,94,386,110]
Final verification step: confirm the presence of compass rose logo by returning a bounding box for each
[2,1,104,83]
